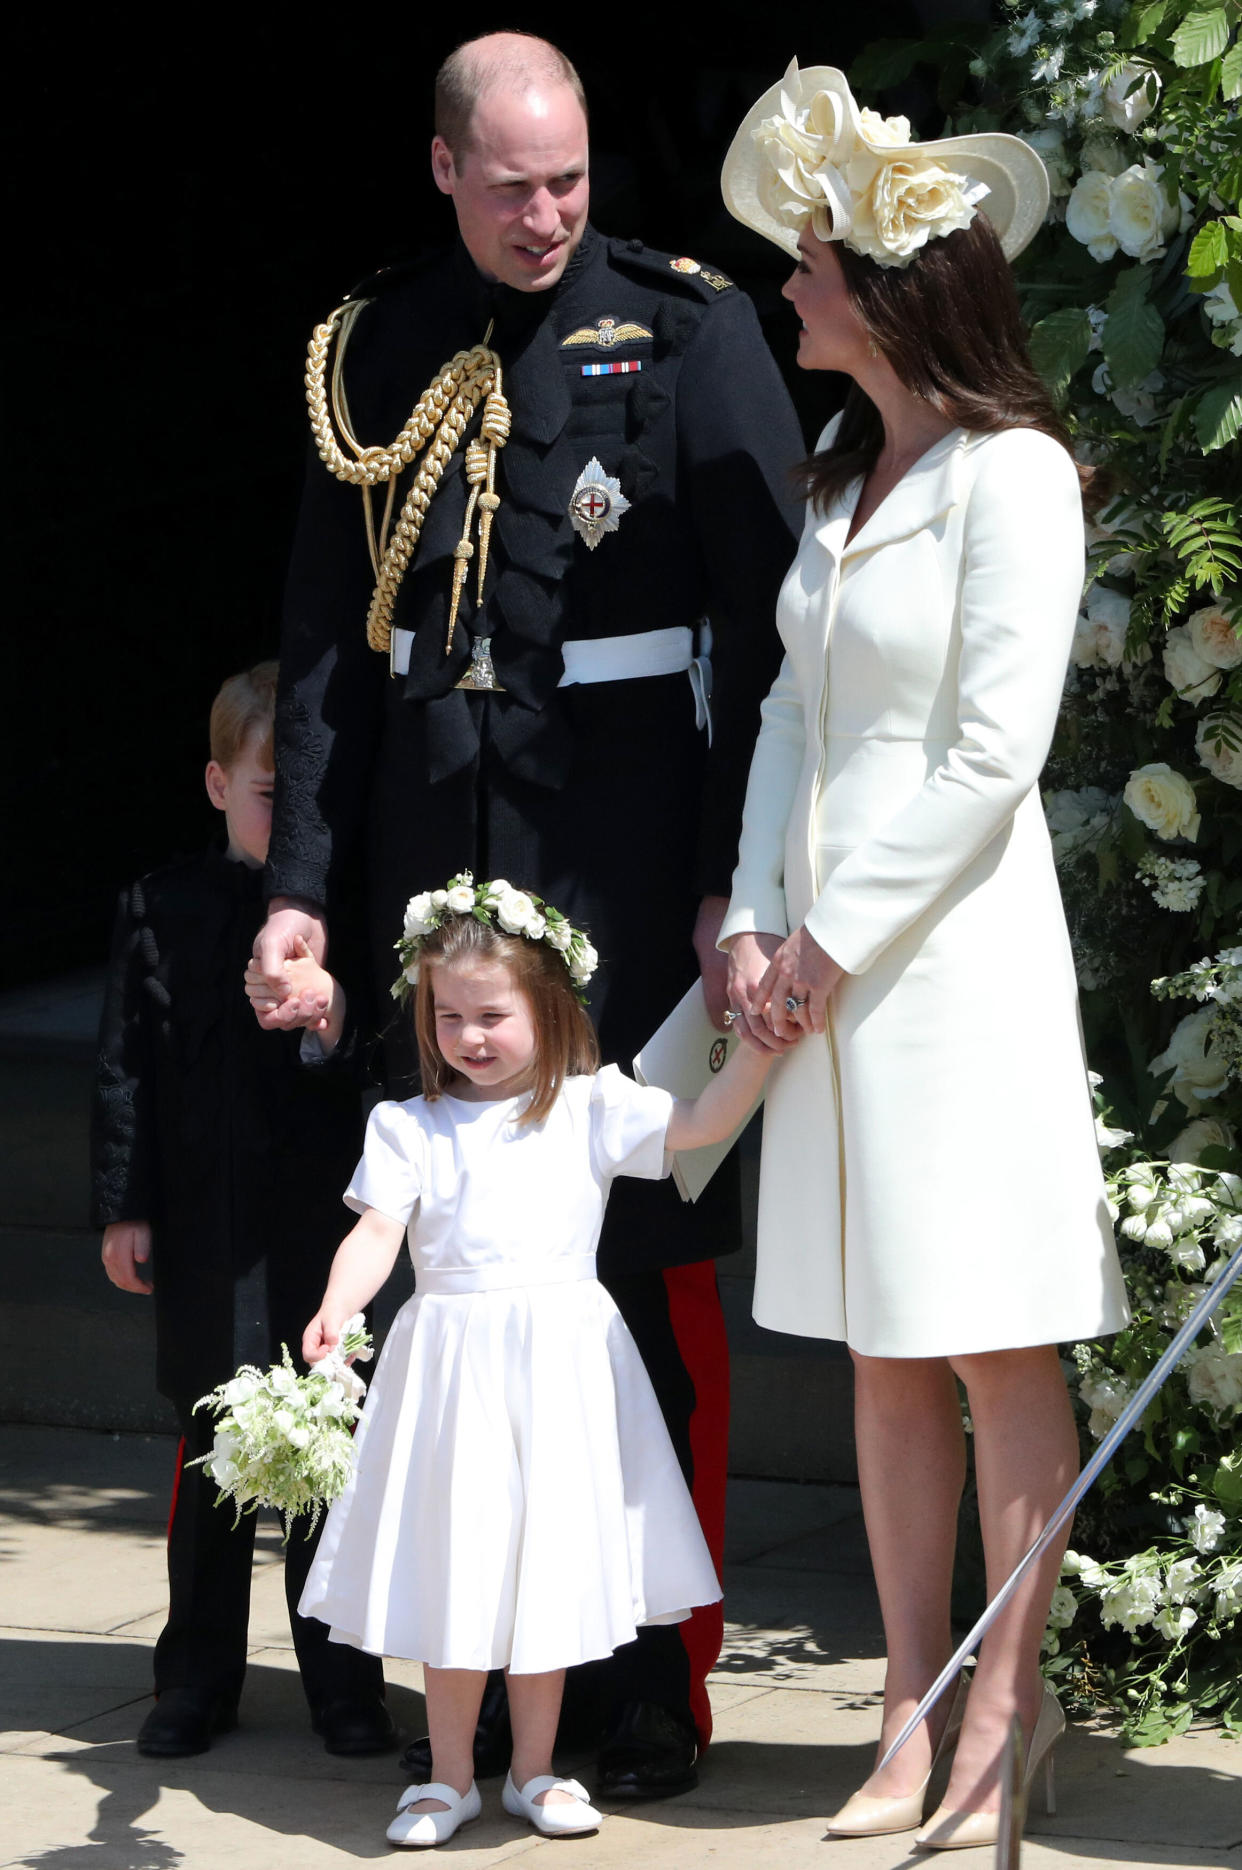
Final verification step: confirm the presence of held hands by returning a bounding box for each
[247,904,328,1031]
[724,925,843,1050]
[101,1220,153,1295]
[244,938,345,1048]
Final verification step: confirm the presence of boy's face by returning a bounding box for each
[204,732,275,867]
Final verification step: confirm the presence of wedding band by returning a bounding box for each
[785,995,807,1013]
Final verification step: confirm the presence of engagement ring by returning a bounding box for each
[785,995,807,1013]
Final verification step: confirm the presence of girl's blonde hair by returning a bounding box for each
[413,913,600,1124]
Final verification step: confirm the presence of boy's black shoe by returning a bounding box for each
[136,1687,238,1757]
[596,1701,698,1799]
[313,1695,397,1755]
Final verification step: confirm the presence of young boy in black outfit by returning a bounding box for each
[91,660,392,1759]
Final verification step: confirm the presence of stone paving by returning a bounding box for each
[1,1425,1239,1868]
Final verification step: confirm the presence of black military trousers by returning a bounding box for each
[155,1405,384,1713]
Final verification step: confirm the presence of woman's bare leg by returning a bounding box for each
[848,1351,966,1799]
[938,1343,1078,1815]
[411,1666,486,1811]
[507,1668,577,1804]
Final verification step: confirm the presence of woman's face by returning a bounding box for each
[782,229,872,376]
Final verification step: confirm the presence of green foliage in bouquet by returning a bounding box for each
[190,1317,373,1539]
[853,0,1241,1742]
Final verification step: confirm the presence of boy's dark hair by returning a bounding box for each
[413,913,600,1124]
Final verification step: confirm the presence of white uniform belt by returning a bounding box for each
[557,626,693,686]
[414,1252,597,1296]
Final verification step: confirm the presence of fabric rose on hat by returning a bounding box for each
[753,85,856,239]
[1123,762,1200,841]
[847,151,986,267]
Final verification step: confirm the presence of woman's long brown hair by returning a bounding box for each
[802,211,1079,510]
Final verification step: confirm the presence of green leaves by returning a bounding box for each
[1030,307,1094,401]
[1171,7,1231,65]
[1104,268,1166,390]
[1188,222,1231,276]
[1162,496,1242,587]
[1224,38,1242,97]
[1192,379,1242,452]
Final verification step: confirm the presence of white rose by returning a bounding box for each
[857,108,911,147]
[495,889,537,934]
[221,1375,259,1407]
[1187,1504,1227,1553]
[524,912,547,941]
[545,921,572,952]
[403,892,435,938]
[1075,585,1130,667]
[1103,62,1159,130]
[1188,600,1242,671]
[482,878,510,901]
[1163,625,1222,703]
[1170,1116,1236,1163]
[431,890,448,909]
[1109,159,1172,263]
[847,151,982,266]
[1080,134,1129,178]
[1066,170,1117,260]
[445,884,476,913]
[1150,1006,1230,1109]
[569,940,600,985]
[209,1454,241,1488]
[1123,763,1200,841]
[1196,717,1242,789]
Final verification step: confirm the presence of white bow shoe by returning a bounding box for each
[386,1780,482,1848]
[502,1771,602,1836]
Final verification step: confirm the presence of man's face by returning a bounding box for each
[431,83,590,293]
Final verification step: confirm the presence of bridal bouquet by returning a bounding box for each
[190,1315,374,1537]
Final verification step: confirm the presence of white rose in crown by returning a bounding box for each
[1109,159,1178,263]
[1102,63,1160,131]
[545,921,572,952]
[1195,717,1242,789]
[403,892,435,938]
[1188,599,1242,671]
[1066,170,1117,262]
[496,889,538,934]
[570,941,600,985]
[445,883,476,913]
[525,912,547,940]
[1123,762,1200,841]
[1163,625,1222,703]
[431,890,449,909]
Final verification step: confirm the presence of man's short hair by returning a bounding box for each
[209,660,278,770]
[434,32,587,162]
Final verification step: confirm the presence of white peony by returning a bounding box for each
[1150,1006,1230,1109]
[1123,763,1200,841]
[1188,600,1242,672]
[1195,717,1242,789]
[1066,169,1117,260]
[1102,63,1160,130]
[1163,625,1222,703]
[1073,585,1131,667]
[445,884,476,913]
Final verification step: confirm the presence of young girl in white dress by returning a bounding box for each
[296,874,776,1849]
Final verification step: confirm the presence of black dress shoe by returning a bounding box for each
[596,1700,699,1800]
[137,1687,238,1758]
[399,1669,511,1780]
[312,1695,397,1755]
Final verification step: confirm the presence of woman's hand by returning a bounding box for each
[723,931,796,1053]
[758,925,843,1039]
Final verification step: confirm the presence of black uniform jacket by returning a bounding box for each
[90,851,363,1407]
[267,227,803,1270]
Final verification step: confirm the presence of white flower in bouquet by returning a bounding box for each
[1196,716,1242,789]
[190,1315,373,1535]
[1165,1556,1203,1602]
[1187,1504,1228,1553]
[1150,1006,1230,1109]
[1124,763,1200,842]
[1153,1602,1198,1641]
[1185,1344,1242,1416]
[1102,62,1160,130]
[1163,625,1222,703]
[1100,1570,1162,1631]
[1048,1583,1079,1628]
[1187,600,1242,672]
[1063,1549,1109,1588]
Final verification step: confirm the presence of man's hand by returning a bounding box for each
[249,902,328,1030]
[101,1221,153,1295]
[693,896,733,1031]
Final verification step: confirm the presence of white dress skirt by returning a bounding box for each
[298,1066,722,1675]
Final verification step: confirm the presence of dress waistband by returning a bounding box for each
[414,1253,597,1296]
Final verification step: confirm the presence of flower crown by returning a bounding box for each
[752,62,988,268]
[392,872,599,1004]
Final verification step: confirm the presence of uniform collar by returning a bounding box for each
[451,225,601,339]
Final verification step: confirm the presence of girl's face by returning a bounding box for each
[782,228,872,376]
[432,958,538,1100]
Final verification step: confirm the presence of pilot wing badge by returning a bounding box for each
[568,458,631,551]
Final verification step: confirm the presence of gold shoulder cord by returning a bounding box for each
[304,303,511,662]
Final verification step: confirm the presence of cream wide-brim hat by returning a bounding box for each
[721,62,1050,265]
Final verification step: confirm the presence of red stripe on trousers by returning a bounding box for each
[663,1259,729,1750]
[166,1435,186,1545]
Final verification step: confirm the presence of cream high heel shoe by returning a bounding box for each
[913,1679,1065,1852]
[824,1671,971,1839]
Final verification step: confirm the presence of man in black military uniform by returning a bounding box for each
[253,31,803,1797]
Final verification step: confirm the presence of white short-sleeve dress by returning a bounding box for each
[298,1065,722,1675]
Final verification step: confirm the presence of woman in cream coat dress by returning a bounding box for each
[718,63,1128,1852]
